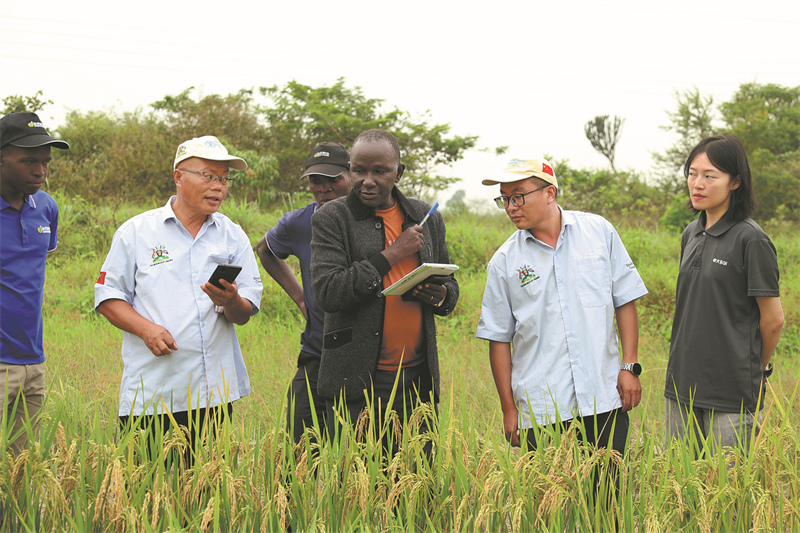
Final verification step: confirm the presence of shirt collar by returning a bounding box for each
[0,193,36,211]
[346,187,419,221]
[161,195,221,227]
[696,209,737,237]
[523,204,573,242]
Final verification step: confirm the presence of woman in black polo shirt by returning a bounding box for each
[664,134,785,456]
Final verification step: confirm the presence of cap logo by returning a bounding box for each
[204,138,224,149]
[314,151,330,158]
[507,158,527,168]
[28,121,45,128]
[541,162,554,177]
[176,145,187,157]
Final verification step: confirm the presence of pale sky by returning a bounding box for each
[2,0,799,205]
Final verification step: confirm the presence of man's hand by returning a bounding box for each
[141,323,178,356]
[617,370,642,412]
[96,298,177,357]
[411,283,447,306]
[503,405,521,447]
[382,225,424,266]
[201,279,240,307]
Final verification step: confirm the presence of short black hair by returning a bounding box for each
[684,134,756,222]
[352,129,401,164]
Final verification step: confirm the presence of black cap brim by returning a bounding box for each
[301,163,348,179]
[9,134,70,150]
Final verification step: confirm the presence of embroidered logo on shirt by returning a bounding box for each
[518,264,540,287]
[712,258,728,266]
[37,226,51,234]
[151,245,172,264]
[96,271,106,285]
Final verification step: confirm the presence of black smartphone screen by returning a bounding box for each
[208,264,242,289]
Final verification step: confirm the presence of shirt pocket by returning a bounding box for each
[207,249,236,266]
[573,257,612,308]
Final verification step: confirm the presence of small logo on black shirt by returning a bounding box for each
[712,258,728,266]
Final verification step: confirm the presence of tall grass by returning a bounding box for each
[2,199,798,531]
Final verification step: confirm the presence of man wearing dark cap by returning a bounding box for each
[256,142,351,443]
[1,112,70,454]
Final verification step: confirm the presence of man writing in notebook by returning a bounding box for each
[310,129,458,451]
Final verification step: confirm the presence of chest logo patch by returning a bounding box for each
[518,264,540,287]
[151,245,172,264]
[37,226,51,234]
[712,258,728,266]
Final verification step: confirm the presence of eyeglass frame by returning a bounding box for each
[177,168,235,185]
[494,183,551,209]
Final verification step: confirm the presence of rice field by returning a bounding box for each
[1,204,798,532]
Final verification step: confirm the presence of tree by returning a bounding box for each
[720,83,800,220]
[1,91,53,115]
[258,78,479,199]
[151,87,265,152]
[652,88,719,192]
[584,115,624,173]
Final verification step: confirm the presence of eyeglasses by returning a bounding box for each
[494,184,550,209]
[178,168,235,185]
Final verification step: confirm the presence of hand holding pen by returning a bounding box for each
[419,202,439,227]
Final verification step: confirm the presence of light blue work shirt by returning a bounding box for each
[94,197,263,416]
[476,207,647,427]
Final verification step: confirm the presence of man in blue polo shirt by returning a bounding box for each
[256,141,351,443]
[1,112,70,454]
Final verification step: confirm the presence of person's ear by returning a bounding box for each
[731,175,741,191]
[396,163,405,182]
[174,168,182,186]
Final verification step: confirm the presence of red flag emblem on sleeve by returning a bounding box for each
[541,162,554,177]
[96,271,106,285]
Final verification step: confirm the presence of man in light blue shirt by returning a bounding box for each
[476,157,647,457]
[95,136,262,464]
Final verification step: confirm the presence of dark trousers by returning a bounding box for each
[325,362,437,459]
[521,409,629,501]
[521,408,629,454]
[119,403,233,468]
[286,353,327,444]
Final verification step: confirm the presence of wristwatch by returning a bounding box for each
[764,362,773,378]
[620,362,642,377]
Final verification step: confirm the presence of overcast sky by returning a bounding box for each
[2,0,799,205]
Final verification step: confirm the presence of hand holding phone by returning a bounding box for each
[208,264,242,289]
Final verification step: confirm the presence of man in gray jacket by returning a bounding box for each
[310,129,458,450]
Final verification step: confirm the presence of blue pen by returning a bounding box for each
[419,202,439,226]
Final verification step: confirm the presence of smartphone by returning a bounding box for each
[208,264,242,289]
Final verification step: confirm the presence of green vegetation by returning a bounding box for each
[2,79,797,531]
[1,198,797,531]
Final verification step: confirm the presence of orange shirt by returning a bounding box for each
[376,203,423,371]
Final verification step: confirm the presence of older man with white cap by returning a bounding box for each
[95,135,262,465]
[476,156,647,464]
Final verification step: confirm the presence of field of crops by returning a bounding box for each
[2,200,798,532]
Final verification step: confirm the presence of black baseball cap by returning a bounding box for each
[0,112,70,150]
[300,142,349,179]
